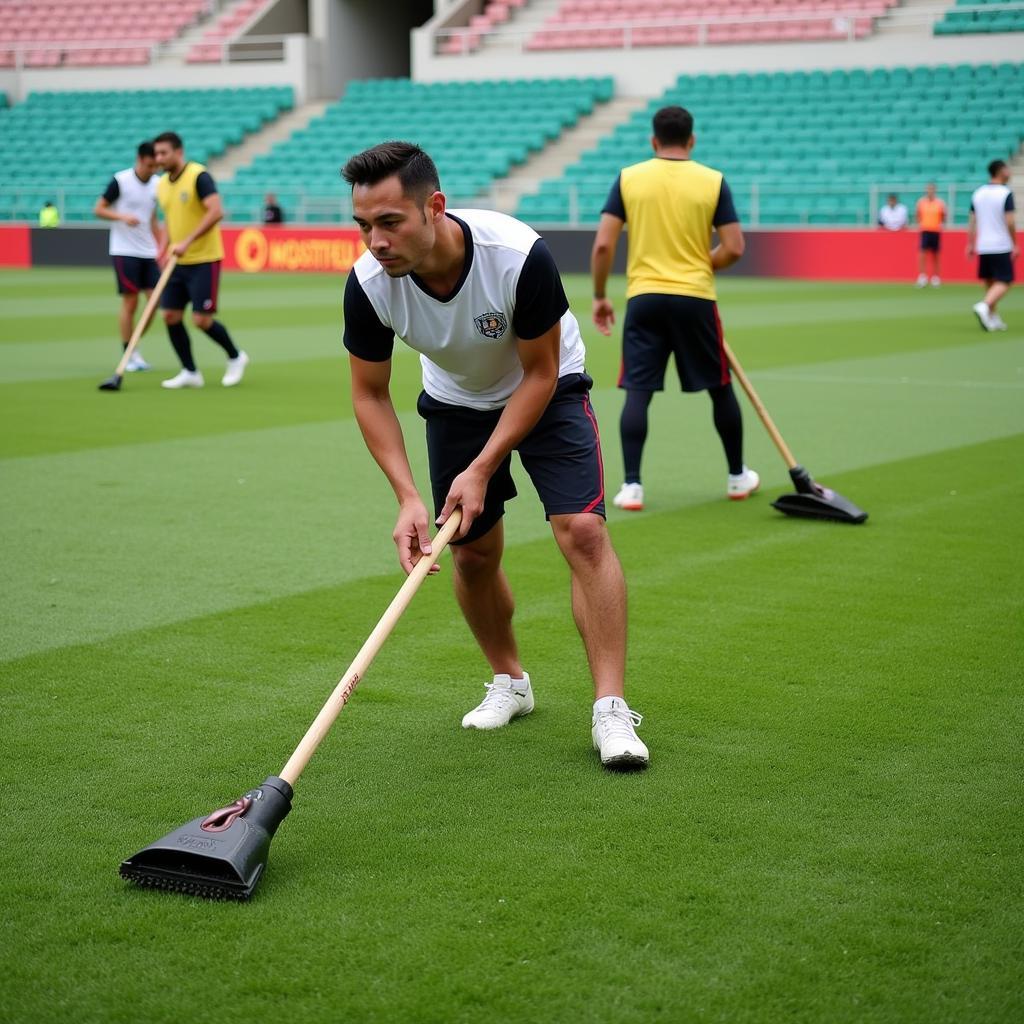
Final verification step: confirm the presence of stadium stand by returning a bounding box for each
[187,0,275,64]
[0,86,293,220]
[222,76,613,222]
[515,62,1024,225]
[525,0,892,50]
[934,0,1024,35]
[0,0,207,68]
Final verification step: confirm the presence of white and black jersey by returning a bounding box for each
[101,168,158,258]
[971,183,1016,254]
[344,209,586,411]
[878,203,909,231]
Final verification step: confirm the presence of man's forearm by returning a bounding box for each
[471,370,558,478]
[352,393,420,504]
[710,245,740,270]
[591,245,613,299]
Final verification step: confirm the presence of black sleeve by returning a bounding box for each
[343,272,395,362]
[712,178,739,226]
[102,177,120,203]
[195,171,218,199]
[513,239,570,340]
[1006,193,1016,213]
[601,174,626,221]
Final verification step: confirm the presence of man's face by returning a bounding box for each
[888,196,898,207]
[154,142,182,173]
[998,166,1011,185]
[926,184,936,199]
[135,155,157,181]
[352,175,441,278]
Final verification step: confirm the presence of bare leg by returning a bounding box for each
[917,251,927,278]
[931,250,940,279]
[985,281,1010,312]
[549,513,627,700]
[451,520,522,678]
[119,293,139,344]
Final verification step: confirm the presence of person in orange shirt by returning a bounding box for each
[915,183,947,287]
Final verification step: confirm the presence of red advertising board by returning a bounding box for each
[0,226,31,267]
[740,229,977,282]
[222,226,365,273]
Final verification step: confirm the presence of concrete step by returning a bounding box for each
[207,100,330,181]
[487,95,648,213]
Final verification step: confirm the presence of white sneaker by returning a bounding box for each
[592,697,649,768]
[727,466,760,501]
[125,352,151,372]
[222,350,249,387]
[989,313,1008,331]
[915,274,928,288]
[973,302,995,332]
[161,369,204,389]
[461,673,534,730]
[930,276,941,288]
[612,482,644,511]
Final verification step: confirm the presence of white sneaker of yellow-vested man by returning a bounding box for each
[612,482,644,511]
[727,466,760,500]
[161,369,204,389]
[462,673,534,729]
[222,350,250,387]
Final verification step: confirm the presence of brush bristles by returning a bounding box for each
[120,869,251,901]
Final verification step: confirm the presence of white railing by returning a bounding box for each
[0,33,289,71]
[6,181,987,229]
[433,4,1024,54]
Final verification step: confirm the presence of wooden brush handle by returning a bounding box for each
[723,340,798,470]
[279,509,463,787]
[113,255,178,376]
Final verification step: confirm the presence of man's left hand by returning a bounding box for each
[171,240,190,258]
[439,465,489,538]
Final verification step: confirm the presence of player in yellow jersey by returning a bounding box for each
[915,182,947,288]
[590,106,754,511]
[152,131,249,389]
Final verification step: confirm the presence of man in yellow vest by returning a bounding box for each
[153,131,248,389]
[38,201,60,227]
[590,106,755,511]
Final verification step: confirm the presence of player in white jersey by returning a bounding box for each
[93,141,161,370]
[342,142,648,769]
[967,159,1017,332]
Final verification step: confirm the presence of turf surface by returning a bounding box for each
[1,269,1021,1023]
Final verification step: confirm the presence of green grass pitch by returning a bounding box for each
[1,268,1021,1023]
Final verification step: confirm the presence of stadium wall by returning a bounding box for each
[2,225,982,282]
[412,28,1024,96]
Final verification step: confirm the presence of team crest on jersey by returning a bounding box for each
[474,311,507,339]
[180,191,189,203]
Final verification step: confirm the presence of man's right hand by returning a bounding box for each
[593,297,616,336]
[122,214,140,227]
[393,498,439,576]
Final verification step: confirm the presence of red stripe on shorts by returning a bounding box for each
[581,395,605,514]
[712,303,730,386]
[209,261,220,312]
[114,256,138,293]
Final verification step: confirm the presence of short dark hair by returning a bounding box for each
[137,141,155,159]
[652,106,693,146]
[988,159,1007,178]
[887,193,899,201]
[153,131,183,151]
[341,141,440,200]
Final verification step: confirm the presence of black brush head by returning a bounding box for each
[98,375,123,391]
[119,776,293,902]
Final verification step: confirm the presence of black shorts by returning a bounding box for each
[978,252,1014,283]
[160,260,222,313]
[112,255,159,295]
[919,231,941,253]
[619,293,730,393]
[418,372,606,545]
